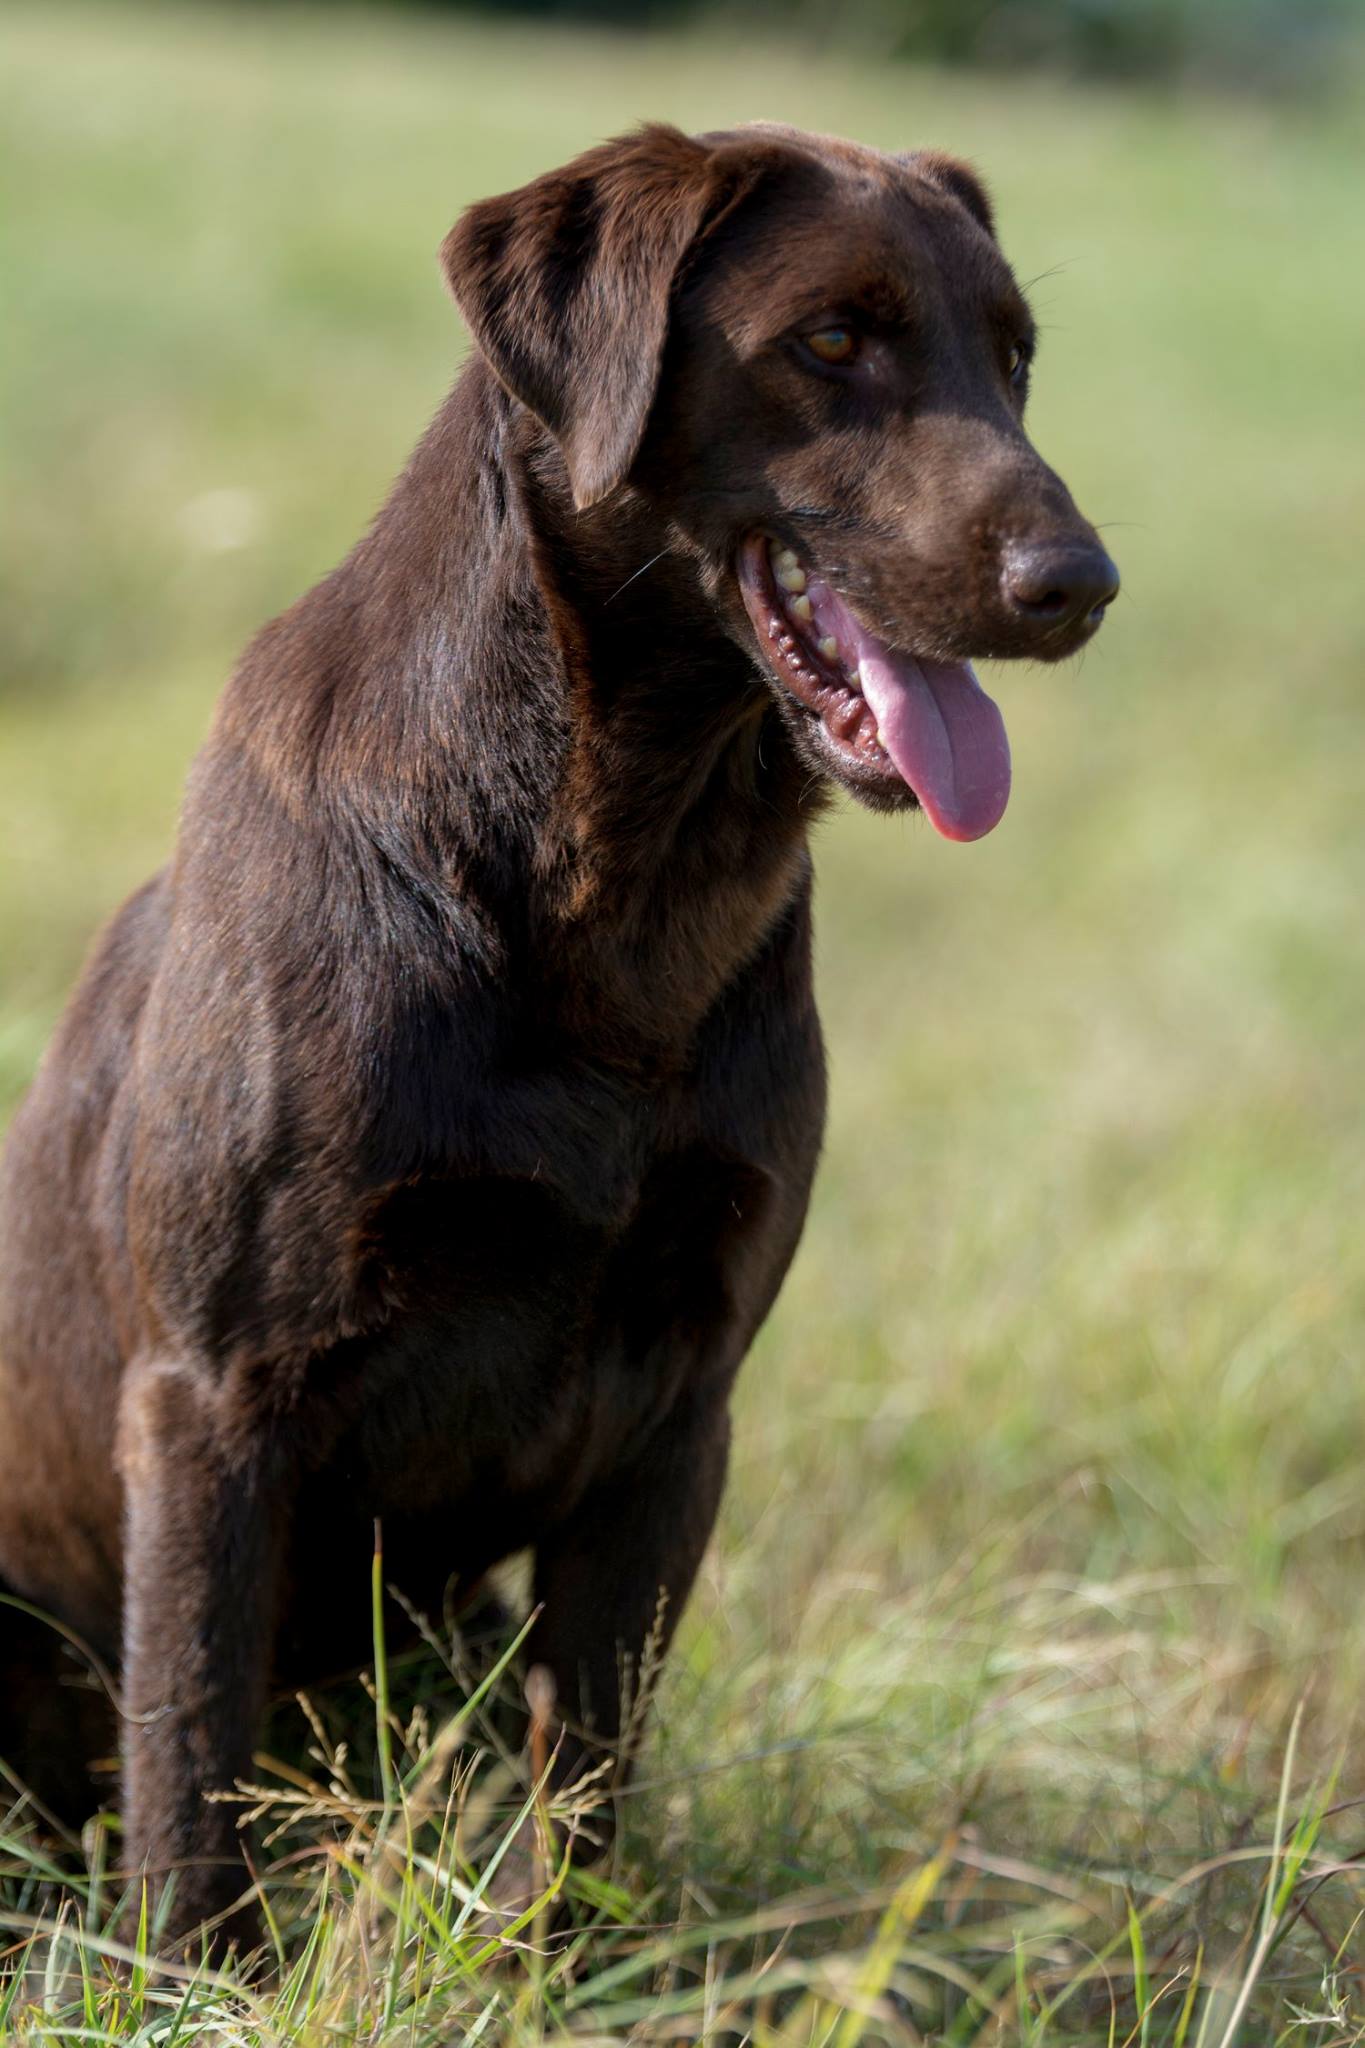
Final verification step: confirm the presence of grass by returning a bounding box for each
[3,1,1365,2038]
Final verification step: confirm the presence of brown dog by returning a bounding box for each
[0,122,1116,1949]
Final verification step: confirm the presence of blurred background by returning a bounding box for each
[3,0,1365,2035]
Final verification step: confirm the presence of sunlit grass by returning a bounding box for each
[3,1,1365,2037]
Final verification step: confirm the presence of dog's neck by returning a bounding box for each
[225,360,819,1055]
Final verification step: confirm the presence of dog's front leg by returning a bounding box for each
[524,1386,732,1861]
[118,1360,289,1958]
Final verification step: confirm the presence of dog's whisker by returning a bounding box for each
[1019,260,1079,292]
[604,549,669,605]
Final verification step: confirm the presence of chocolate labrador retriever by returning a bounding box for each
[0,121,1117,1948]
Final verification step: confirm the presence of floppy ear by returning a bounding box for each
[442,125,748,510]
[907,152,996,239]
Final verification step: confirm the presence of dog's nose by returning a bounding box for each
[1001,540,1120,633]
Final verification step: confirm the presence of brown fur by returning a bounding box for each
[0,121,1116,1951]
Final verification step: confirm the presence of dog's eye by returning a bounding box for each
[804,326,860,367]
[1007,341,1030,384]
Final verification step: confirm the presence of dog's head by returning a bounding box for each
[443,123,1118,841]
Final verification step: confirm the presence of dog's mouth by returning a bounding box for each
[736,534,1011,842]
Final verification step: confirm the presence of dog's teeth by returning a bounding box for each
[818,635,838,660]
[790,594,813,623]
[772,546,800,571]
[775,564,807,594]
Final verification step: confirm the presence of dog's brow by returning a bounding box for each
[759,272,915,337]
[853,275,916,326]
[1002,291,1037,345]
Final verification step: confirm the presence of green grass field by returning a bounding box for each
[4,4,1365,2039]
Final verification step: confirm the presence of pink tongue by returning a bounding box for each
[804,576,1011,841]
[858,648,1011,841]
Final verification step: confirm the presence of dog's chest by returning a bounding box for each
[331,1124,777,1532]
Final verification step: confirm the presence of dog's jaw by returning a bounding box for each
[734,534,1012,841]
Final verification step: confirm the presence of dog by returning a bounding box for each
[0,121,1117,1950]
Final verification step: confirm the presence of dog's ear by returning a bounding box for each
[907,152,996,239]
[442,125,751,510]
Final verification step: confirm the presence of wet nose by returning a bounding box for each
[1001,539,1120,633]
